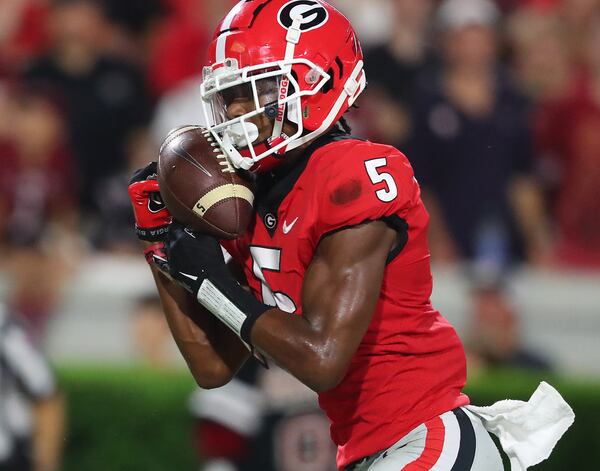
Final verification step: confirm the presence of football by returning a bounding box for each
[157,126,255,239]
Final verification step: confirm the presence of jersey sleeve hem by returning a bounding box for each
[318,216,409,265]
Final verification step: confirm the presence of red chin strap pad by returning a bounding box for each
[240,135,289,173]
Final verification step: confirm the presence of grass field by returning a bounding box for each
[57,366,598,470]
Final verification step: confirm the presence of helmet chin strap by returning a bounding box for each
[221,121,290,171]
[228,121,259,148]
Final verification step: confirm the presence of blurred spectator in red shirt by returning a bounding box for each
[0,83,78,338]
[0,73,11,138]
[0,0,50,72]
[535,22,600,268]
[560,0,600,67]
[0,87,75,247]
[146,0,237,96]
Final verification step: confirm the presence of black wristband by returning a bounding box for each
[239,299,270,345]
[136,224,170,242]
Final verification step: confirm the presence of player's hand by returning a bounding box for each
[166,222,270,345]
[128,162,172,241]
[165,222,228,294]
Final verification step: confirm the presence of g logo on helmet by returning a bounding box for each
[278,0,329,32]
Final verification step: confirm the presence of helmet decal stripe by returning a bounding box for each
[248,0,274,29]
[216,32,234,64]
[220,0,245,31]
[216,1,245,62]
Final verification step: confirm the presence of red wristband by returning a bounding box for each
[143,242,166,265]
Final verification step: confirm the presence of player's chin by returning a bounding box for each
[239,136,270,152]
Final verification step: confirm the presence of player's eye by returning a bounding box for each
[221,83,254,107]
[221,78,279,106]
[255,77,278,98]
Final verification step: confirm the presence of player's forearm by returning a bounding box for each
[250,309,350,392]
[175,258,347,391]
[148,261,249,388]
[129,165,249,385]
[190,281,343,391]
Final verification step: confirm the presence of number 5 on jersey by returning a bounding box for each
[249,246,297,313]
[365,158,398,202]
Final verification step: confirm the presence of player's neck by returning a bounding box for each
[266,126,340,179]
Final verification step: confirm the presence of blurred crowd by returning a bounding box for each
[2,0,597,469]
[0,0,595,361]
[1,0,595,358]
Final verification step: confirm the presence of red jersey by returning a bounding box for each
[222,131,469,469]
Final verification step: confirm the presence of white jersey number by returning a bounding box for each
[249,246,296,313]
[365,157,398,202]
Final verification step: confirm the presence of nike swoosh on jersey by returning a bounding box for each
[282,217,299,234]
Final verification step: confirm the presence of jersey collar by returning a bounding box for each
[255,128,352,237]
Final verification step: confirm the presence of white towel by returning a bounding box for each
[466,381,575,471]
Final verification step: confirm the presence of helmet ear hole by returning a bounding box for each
[322,68,335,94]
[290,69,299,90]
[334,57,344,79]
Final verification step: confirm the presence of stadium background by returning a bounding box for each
[0,0,599,470]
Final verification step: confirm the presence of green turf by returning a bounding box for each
[56,366,598,470]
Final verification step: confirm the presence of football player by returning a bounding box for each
[129,1,504,470]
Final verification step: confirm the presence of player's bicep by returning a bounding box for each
[301,221,396,369]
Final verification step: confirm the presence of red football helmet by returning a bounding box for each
[200,0,366,172]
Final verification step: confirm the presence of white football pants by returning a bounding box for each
[346,408,504,471]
